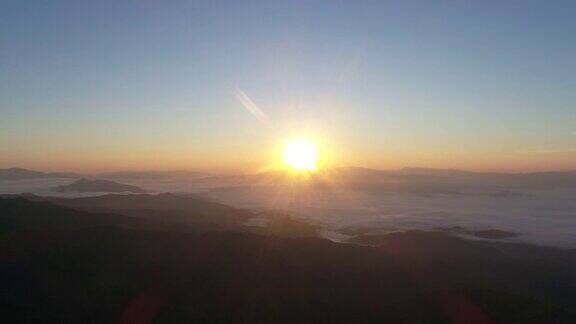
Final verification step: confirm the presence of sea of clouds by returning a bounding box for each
[2,177,575,248]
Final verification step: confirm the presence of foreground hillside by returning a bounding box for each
[0,196,575,323]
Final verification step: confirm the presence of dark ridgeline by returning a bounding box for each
[198,167,576,197]
[0,195,575,323]
[0,167,80,180]
[54,178,147,193]
[98,170,210,180]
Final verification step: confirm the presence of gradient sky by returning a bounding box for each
[1,0,575,172]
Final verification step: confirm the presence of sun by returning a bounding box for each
[282,139,319,172]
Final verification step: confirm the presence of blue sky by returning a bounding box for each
[1,0,575,171]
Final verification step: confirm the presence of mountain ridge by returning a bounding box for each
[0,167,81,180]
[54,178,147,193]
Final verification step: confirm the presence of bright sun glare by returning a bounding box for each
[282,139,319,172]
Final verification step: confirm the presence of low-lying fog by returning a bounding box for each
[2,171,575,248]
[203,186,576,248]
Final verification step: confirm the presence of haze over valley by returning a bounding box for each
[2,166,575,248]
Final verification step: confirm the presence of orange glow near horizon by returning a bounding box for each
[2,140,575,174]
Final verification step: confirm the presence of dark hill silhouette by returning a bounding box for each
[0,197,143,233]
[99,170,210,180]
[49,193,319,238]
[46,193,252,229]
[54,178,146,193]
[0,196,575,322]
[6,193,318,238]
[49,192,239,213]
